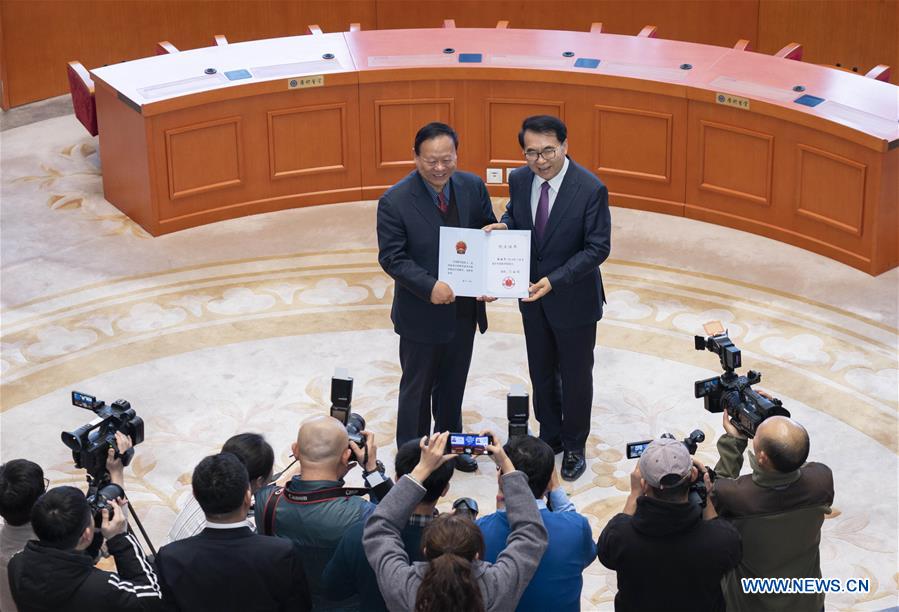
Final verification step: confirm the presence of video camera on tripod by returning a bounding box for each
[693,322,790,438]
[60,390,155,555]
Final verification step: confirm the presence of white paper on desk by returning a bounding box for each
[438,227,531,299]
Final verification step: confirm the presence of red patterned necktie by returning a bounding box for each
[437,191,448,215]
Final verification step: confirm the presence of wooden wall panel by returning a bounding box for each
[686,99,887,271]
[594,106,672,183]
[795,145,866,236]
[0,0,376,108]
[165,117,243,200]
[374,0,759,48]
[148,82,361,230]
[93,81,155,231]
[758,0,899,83]
[268,103,347,179]
[698,121,773,207]
[588,90,687,215]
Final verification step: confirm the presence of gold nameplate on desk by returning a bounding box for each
[715,93,750,110]
[288,75,325,89]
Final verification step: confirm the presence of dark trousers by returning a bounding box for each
[396,299,477,446]
[522,302,596,451]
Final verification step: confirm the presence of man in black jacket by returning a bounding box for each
[377,121,498,472]
[597,437,742,611]
[485,115,612,481]
[155,452,312,611]
[8,485,163,611]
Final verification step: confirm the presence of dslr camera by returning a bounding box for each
[61,391,144,481]
[626,430,716,508]
[693,329,790,438]
[329,369,367,448]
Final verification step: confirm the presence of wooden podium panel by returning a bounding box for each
[90,27,898,274]
[686,101,892,272]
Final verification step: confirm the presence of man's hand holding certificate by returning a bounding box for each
[438,226,531,299]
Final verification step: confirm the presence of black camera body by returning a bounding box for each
[329,372,366,447]
[626,429,705,459]
[507,387,529,439]
[61,391,144,481]
[86,482,125,526]
[694,332,790,438]
[626,430,714,507]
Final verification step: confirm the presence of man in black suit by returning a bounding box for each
[485,115,611,481]
[155,452,311,611]
[377,122,497,472]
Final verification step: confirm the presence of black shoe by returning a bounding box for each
[561,450,586,481]
[455,453,478,473]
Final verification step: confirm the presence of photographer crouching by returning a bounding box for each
[7,434,163,611]
[711,411,834,611]
[597,437,742,611]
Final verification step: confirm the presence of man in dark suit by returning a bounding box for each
[485,115,611,481]
[377,122,497,472]
[155,452,311,611]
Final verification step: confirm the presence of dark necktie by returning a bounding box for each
[535,181,550,241]
[437,191,448,215]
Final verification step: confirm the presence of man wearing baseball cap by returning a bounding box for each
[597,437,742,611]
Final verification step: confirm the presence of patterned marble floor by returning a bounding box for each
[2,114,897,610]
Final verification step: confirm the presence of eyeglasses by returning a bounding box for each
[43,477,50,491]
[419,156,457,168]
[524,147,558,162]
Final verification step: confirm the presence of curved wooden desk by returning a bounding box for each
[90,28,898,274]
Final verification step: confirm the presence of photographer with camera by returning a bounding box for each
[7,483,162,611]
[254,415,392,610]
[156,452,312,611]
[477,435,595,612]
[597,437,742,611]
[363,431,548,612]
[711,411,834,612]
[320,438,457,611]
[9,432,162,612]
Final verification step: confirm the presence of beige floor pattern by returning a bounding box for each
[1,114,897,610]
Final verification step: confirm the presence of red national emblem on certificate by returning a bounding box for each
[455,241,468,254]
[502,276,515,288]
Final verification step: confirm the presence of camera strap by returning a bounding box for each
[261,486,369,536]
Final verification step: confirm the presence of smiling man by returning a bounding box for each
[485,115,611,480]
[377,122,497,472]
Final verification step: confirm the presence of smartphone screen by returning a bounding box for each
[448,433,493,456]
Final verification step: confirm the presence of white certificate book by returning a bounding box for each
[438,227,531,299]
